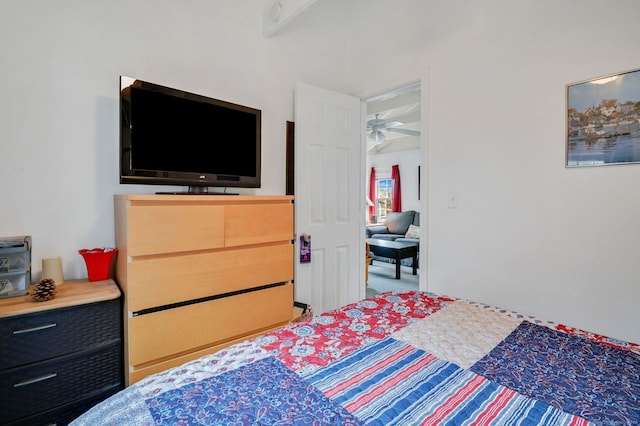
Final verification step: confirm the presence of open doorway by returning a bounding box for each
[364,81,422,297]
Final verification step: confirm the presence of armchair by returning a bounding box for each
[366,210,420,267]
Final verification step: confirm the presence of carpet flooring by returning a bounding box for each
[365,261,419,298]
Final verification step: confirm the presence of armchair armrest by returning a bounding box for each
[366,225,389,237]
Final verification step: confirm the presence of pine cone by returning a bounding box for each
[31,278,57,302]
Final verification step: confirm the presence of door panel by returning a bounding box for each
[294,83,363,314]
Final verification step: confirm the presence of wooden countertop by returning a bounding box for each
[0,279,120,318]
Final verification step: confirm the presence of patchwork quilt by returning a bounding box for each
[71,292,640,425]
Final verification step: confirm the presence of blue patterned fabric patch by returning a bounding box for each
[471,321,640,426]
[145,356,362,425]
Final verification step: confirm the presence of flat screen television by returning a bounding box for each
[120,76,261,194]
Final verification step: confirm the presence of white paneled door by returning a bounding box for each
[294,83,363,314]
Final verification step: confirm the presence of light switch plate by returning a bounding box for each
[447,191,459,209]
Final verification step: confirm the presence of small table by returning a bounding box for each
[366,239,418,279]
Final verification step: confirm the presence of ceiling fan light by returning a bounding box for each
[369,130,385,144]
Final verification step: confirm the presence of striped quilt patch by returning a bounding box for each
[303,337,592,426]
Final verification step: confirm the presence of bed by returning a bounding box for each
[72,291,640,425]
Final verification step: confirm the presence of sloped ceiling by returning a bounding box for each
[262,0,422,154]
[365,82,421,154]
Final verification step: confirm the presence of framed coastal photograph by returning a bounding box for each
[566,68,640,167]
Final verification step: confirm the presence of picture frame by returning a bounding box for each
[566,68,640,167]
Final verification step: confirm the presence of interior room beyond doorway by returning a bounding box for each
[364,81,422,293]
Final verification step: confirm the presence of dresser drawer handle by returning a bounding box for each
[13,373,58,387]
[12,323,57,334]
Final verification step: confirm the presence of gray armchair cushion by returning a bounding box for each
[384,211,416,235]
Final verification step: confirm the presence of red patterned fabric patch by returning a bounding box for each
[256,291,453,373]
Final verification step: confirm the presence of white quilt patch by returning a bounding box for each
[392,300,522,369]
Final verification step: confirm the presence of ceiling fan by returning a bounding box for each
[366,113,421,144]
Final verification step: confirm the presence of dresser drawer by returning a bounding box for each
[225,202,293,247]
[0,343,122,424]
[128,243,293,311]
[129,283,293,367]
[0,298,121,370]
[6,388,121,426]
[128,203,225,256]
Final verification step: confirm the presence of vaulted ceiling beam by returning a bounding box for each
[262,0,319,37]
[366,91,421,116]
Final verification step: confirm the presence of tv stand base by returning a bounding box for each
[156,186,239,195]
[156,192,239,195]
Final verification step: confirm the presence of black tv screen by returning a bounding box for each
[120,76,261,193]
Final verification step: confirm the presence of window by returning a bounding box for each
[376,178,393,220]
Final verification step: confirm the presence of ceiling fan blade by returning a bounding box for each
[387,128,421,136]
[382,120,403,129]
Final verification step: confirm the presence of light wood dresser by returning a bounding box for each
[114,194,294,385]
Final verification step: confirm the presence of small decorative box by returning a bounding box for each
[0,236,31,298]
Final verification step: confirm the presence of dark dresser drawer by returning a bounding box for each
[4,388,121,426]
[0,342,122,424]
[0,298,121,370]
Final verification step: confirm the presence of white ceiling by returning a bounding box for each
[260,1,421,155]
[365,82,421,154]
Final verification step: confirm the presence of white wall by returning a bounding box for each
[2,0,639,345]
[347,0,640,344]
[367,149,421,214]
[0,0,349,281]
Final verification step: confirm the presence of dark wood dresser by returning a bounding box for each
[0,279,122,425]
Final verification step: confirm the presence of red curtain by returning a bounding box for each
[391,165,402,212]
[369,167,376,221]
